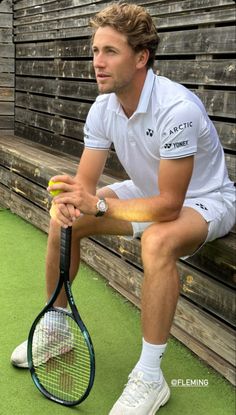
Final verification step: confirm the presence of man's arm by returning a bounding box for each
[48,148,109,225]
[104,156,194,222]
[74,148,109,194]
[52,155,194,223]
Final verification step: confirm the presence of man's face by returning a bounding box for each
[92,26,141,95]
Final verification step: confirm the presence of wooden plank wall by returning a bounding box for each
[0,0,14,133]
[0,0,235,384]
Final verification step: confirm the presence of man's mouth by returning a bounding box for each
[96,73,110,80]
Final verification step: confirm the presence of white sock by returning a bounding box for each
[134,338,167,382]
[42,307,68,330]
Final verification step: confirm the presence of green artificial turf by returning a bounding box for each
[0,208,235,415]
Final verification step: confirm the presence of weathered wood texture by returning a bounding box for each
[0,0,14,133]
[0,0,235,384]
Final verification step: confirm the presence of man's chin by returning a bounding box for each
[98,87,113,95]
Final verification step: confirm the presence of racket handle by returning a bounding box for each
[60,226,72,272]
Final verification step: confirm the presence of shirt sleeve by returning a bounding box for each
[160,100,203,159]
[84,99,112,150]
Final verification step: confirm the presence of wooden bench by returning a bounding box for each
[0,0,235,385]
[0,134,235,386]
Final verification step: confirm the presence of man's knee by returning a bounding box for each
[141,223,176,259]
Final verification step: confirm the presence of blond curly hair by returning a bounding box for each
[90,2,159,68]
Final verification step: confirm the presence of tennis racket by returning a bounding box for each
[27,226,95,406]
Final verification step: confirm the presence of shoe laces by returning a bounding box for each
[119,371,160,407]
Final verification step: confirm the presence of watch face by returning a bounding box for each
[99,200,106,212]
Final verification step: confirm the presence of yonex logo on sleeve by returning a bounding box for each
[163,140,189,150]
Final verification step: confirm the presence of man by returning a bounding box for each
[11,3,235,414]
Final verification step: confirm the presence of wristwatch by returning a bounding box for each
[95,197,108,217]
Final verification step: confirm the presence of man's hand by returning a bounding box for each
[48,175,97,227]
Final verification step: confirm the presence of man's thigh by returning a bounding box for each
[140,207,208,260]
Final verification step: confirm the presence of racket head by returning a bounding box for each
[28,306,95,406]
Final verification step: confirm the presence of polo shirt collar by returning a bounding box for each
[107,68,155,115]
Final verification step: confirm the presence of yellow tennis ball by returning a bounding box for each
[48,180,63,197]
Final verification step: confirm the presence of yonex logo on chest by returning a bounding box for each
[146,128,154,137]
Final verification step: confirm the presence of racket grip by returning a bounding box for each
[60,226,72,272]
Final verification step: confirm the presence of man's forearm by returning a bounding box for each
[104,195,182,223]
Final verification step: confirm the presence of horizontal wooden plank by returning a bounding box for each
[15,59,94,79]
[171,324,235,385]
[193,89,235,119]
[0,88,14,102]
[0,73,14,87]
[0,165,51,210]
[14,3,101,26]
[13,0,107,16]
[214,122,235,151]
[14,123,128,180]
[0,57,14,72]
[15,107,85,139]
[0,29,13,43]
[156,59,236,87]
[0,134,79,187]
[15,77,98,100]
[157,8,235,28]
[225,154,236,183]
[0,129,14,135]
[0,44,14,58]
[92,233,236,320]
[13,0,236,24]
[0,102,14,115]
[15,25,236,58]
[147,0,235,14]
[0,116,14,129]
[15,92,91,120]
[0,182,50,233]
[15,58,236,86]
[0,0,13,13]
[14,7,236,43]
[14,25,91,42]
[0,14,12,28]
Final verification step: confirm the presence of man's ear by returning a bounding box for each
[136,49,150,68]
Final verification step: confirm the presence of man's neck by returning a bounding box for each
[117,68,148,118]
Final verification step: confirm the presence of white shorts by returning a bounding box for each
[107,180,235,254]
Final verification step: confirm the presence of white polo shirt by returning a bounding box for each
[84,69,233,198]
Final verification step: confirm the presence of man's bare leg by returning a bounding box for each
[140,207,208,345]
[109,207,208,414]
[45,188,133,308]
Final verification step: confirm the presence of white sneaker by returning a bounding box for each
[109,370,170,415]
[11,326,73,368]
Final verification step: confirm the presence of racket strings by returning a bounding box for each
[32,310,92,403]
